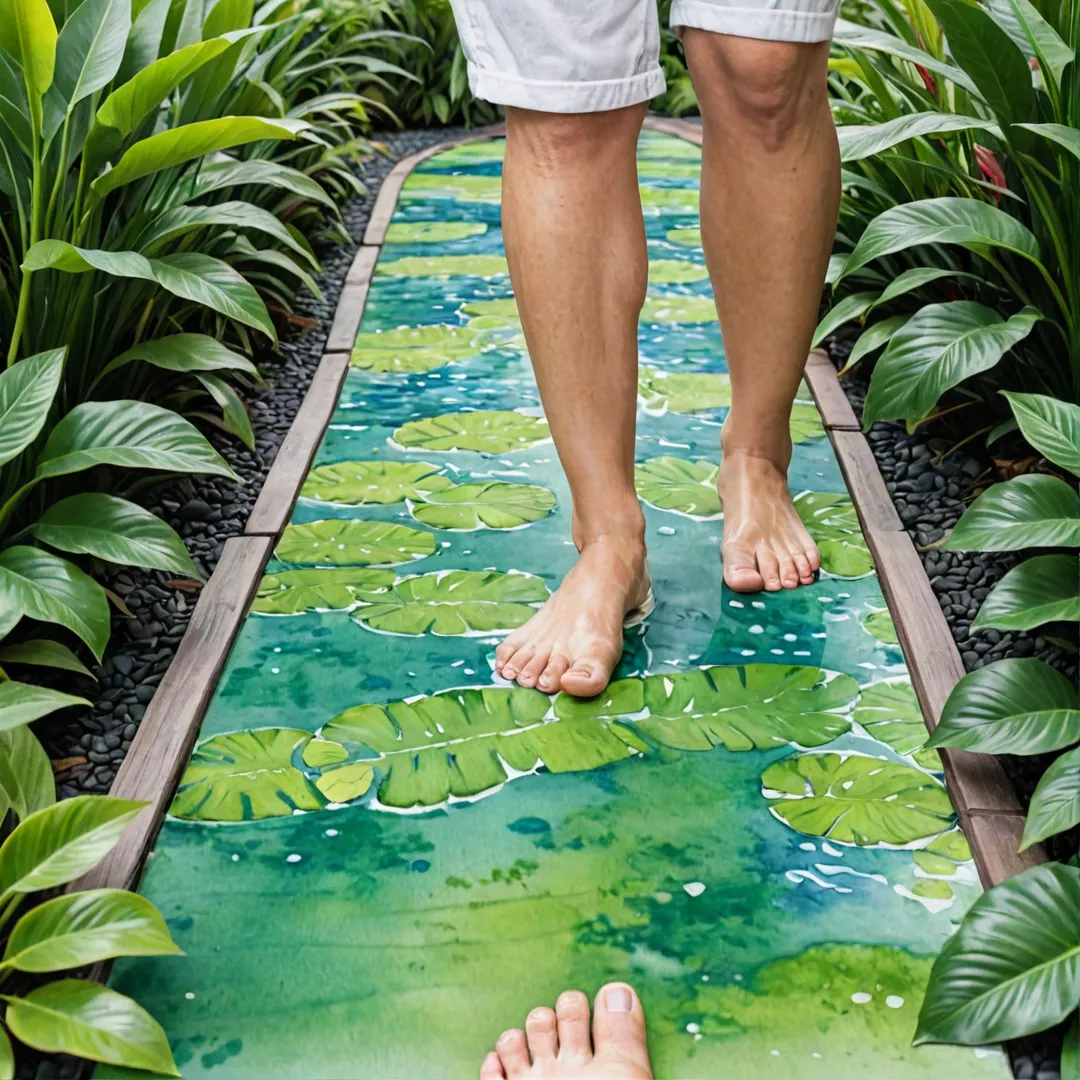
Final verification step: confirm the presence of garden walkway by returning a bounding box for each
[98,127,1022,1079]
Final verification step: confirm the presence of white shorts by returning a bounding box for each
[448,0,839,114]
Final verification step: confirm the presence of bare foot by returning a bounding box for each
[717,439,821,593]
[495,533,650,697]
[480,983,653,1080]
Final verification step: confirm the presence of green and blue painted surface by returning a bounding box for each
[108,133,1009,1079]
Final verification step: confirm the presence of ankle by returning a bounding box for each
[721,416,792,470]
[571,512,647,555]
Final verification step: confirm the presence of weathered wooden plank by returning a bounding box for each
[245,351,350,537]
[325,281,369,353]
[72,537,273,894]
[828,429,905,533]
[965,814,1047,889]
[803,348,861,430]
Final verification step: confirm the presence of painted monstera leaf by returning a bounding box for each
[790,403,826,443]
[393,410,550,454]
[351,570,549,635]
[301,460,451,506]
[634,457,721,517]
[171,729,325,821]
[399,172,503,203]
[648,259,709,285]
[639,367,731,414]
[666,227,701,247]
[863,608,899,644]
[351,325,486,373]
[913,829,973,877]
[461,299,519,319]
[276,520,436,567]
[377,254,509,278]
[252,568,396,615]
[640,296,717,323]
[762,752,954,846]
[384,221,488,243]
[855,679,940,770]
[794,491,873,577]
[410,481,556,530]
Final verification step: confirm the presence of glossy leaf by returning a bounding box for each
[410,481,556,530]
[837,112,998,162]
[0,0,58,108]
[1023,747,1080,849]
[1003,391,1080,476]
[252,568,396,615]
[811,292,876,347]
[944,474,1080,550]
[0,1018,11,1080]
[275,519,436,567]
[841,315,908,374]
[22,240,156,279]
[874,267,981,309]
[1016,123,1080,164]
[197,372,254,450]
[0,348,63,468]
[0,724,55,819]
[1000,0,1073,85]
[393,410,550,455]
[52,0,130,114]
[302,460,450,506]
[101,334,258,381]
[0,680,90,731]
[973,554,1080,630]
[0,638,91,677]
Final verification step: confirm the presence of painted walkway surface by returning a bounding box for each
[109,133,1008,1079]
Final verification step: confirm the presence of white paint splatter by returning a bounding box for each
[683,881,706,897]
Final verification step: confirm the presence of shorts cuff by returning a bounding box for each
[468,64,667,114]
[671,0,838,42]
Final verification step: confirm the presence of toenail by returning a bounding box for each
[497,1030,519,1047]
[605,986,633,1013]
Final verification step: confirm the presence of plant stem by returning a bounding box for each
[6,118,44,367]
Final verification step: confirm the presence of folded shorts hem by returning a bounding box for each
[468,64,668,114]
[671,0,838,42]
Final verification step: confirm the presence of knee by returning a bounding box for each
[505,105,643,174]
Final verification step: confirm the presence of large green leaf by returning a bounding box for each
[0,724,54,820]
[1003,391,1080,476]
[393,410,550,454]
[52,0,129,114]
[864,303,1040,426]
[410,481,556,530]
[0,680,90,731]
[37,399,238,481]
[811,292,876,347]
[944,474,1080,550]
[30,493,198,574]
[5,980,179,1075]
[841,316,909,374]
[762,752,953,845]
[840,198,1041,280]
[185,155,333,208]
[0,348,63,468]
[0,1025,11,1080]
[915,863,1080,1044]
[351,324,485,374]
[854,679,938,767]
[634,456,721,517]
[351,570,549,635]
[1016,123,1080,164]
[101,333,258,381]
[0,795,144,894]
[0,638,91,677]
[639,366,730,414]
[91,114,308,196]
[0,546,109,659]
[3,888,181,972]
[275,519,436,567]
[793,491,873,577]
[927,657,1080,754]
[252,568,396,615]
[22,239,156,279]
[301,460,450,506]
[873,267,982,310]
[974,554,1080,630]
[0,0,57,115]
[377,254,509,279]
[837,112,999,163]
[1022,746,1080,849]
[197,372,254,450]
[1000,0,1073,85]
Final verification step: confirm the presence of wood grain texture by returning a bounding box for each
[803,348,861,430]
[326,282,369,352]
[829,430,905,533]
[71,537,273,894]
[345,244,379,286]
[966,814,1047,889]
[245,351,350,537]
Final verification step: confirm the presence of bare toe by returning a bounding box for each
[591,983,652,1078]
[480,1050,506,1080]
[517,648,552,689]
[560,656,612,698]
[756,545,782,592]
[806,541,822,574]
[503,645,535,681]
[723,540,765,593]
[792,551,814,585]
[555,990,592,1063]
[496,1029,531,1078]
[495,638,519,672]
[777,551,800,590]
[526,1006,558,1063]
[537,653,571,694]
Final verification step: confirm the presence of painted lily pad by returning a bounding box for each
[252,568,396,615]
[855,679,940,771]
[393,410,550,454]
[377,254,509,278]
[913,878,954,900]
[400,172,502,203]
[762,752,954,845]
[638,134,700,160]
[794,492,873,577]
[863,608,899,644]
[301,460,451,505]
[790,402,827,443]
[384,221,488,244]
[640,186,699,214]
[351,325,485,373]
[313,760,375,803]
[913,829,972,878]
[634,457,721,518]
[640,295,716,323]
[410,481,556,530]
[427,140,506,165]
[666,227,701,247]
[171,729,323,821]
[648,259,709,285]
[461,298,519,319]
[276,520,436,567]
[638,160,701,180]
[351,569,549,636]
[639,367,731,414]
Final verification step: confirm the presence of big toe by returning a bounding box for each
[722,542,765,594]
[591,983,652,1078]
[560,657,613,698]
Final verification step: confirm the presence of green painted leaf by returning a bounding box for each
[974,554,1080,630]
[914,863,1080,1044]
[0,349,64,469]
[1023,745,1080,849]
[351,570,549,636]
[794,491,873,577]
[927,657,1080,754]
[944,474,1080,550]
[837,113,999,162]
[913,878,954,900]
[313,760,375,804]
[854,680,938,768]
[393,410,550,454]
[252,568,396,615]
[0,680,91,731]
[5,980,179,1075]
[3,888,181,972]
[399,172,502,203]
[862,609,899,645]
[377,254,509,278]
[864,303,1041,426]
[460,298,518,319]
[275,519,436,567]
[30,493,198,575]
[1003,391,1080,477]
[789,403,827,444]
[634,457,721,517]
[639,367,730,413]
[840,315,909,375]
[171,729,326,821]
[101,334,257,381]
[666,227,700,247]
[351,324,485,373]
[812,292,877,347]
[384,221,487,243]
[302,460,450,505]
[762,752,954,845]
[647,259,708,285]
[640,295,717,323]
[639,186,699,214]
[410,481,556,530]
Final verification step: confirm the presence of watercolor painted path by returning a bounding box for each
[106,133,1010,1080]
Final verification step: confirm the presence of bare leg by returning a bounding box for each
[495,105,651,697]
[480,984,653,1080]
[684,33,840,592]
